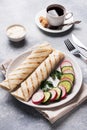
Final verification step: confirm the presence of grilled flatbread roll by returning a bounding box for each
[0,42,53,91]
[12,51,64,101]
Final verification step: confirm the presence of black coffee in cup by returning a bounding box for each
[47,4,64,17]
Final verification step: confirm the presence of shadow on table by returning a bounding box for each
[50,100,87,129]
[6,94,87,128]
[7,95,46,121]
[8,39,28,48]
[38,25,81,37]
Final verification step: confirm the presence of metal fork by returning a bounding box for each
[64,39,87,61]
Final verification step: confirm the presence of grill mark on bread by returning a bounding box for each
[21,62,39,65]
[28,56,46,59]
[23,62,39,65]
[35,50,52,56]
[16,66,36,70]
[9,78,24,81]
[10,72,29,76]
[49,58,52,70]
[34,50,51,53]
[25,81,30,96]
[10,73,29,78]
[40,68,44,79]
[30,77,35,91]
[44,61,48,76]
[53,54,56,64]
[54,54,57,63]
[54,54,60,68]
[35,72,39,86]
[25,61,41,64]
[20,72,29,75]
[21,87,25,100]
[12,68,35,72]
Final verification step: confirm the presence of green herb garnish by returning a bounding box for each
[50,71,56,80]
[40,80,54,92]
[50,70,63,80]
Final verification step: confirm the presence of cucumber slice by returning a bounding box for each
[58,80,72,93]
[52,87,62,101]
[61,66,74,72]
[61,73,75,84]
[42,92,51,104]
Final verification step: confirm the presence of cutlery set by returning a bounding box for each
[72,34,87,51]
[64,34,87,62]
[58,20,81,28]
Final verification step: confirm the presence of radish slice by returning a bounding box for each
[49,90,57,102]
[60,60,72,68]
[32,90,44,104]
[58,86,67,99]
[61,77,73,84]
[63,69,74,75]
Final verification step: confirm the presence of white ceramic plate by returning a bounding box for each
[35,9,74,33]
[7,50,82,109]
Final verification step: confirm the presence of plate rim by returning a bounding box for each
[35,9,74,33]
[6,50,83,109]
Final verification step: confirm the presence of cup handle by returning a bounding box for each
[65,12,73,20]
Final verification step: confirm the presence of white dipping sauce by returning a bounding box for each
[6,24,26,42]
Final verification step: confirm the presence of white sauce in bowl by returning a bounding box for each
[6,24,26,42]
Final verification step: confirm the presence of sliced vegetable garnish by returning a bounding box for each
[60,60,72,68]
[58,80,72,93]
[63,69,74,75]
[32,90,44,104]
[42,92,51,104]
[61,66,74,72]
[52,87,62,101]
[32,59,75,105]
[49,89,57,102]
[58,86,67,99]
[61,73,75,84]
[61,77,73,85]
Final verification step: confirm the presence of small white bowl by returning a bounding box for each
[6,24,26,42]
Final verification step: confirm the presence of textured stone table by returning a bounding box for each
[0,0,87,130]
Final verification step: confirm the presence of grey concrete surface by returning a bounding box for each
[0,0,87,130]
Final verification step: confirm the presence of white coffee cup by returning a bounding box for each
[46,4,73,27]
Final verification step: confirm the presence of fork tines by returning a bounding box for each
[64,39,75,51]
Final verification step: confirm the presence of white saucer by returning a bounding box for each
[35,9,74,33]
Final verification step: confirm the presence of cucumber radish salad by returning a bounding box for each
[32,60,75,105]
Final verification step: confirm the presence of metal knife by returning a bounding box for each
[72,34,87,51]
